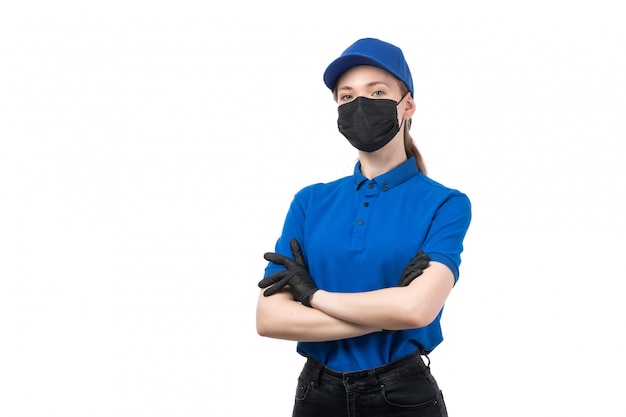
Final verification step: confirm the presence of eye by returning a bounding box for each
[339,94,354,102]
[372,90,385,97]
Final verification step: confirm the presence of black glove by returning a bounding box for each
[382,250,430,334]
[398,250,430,287]
[258,238,318,307]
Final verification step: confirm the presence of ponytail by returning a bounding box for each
[404,119,427,174]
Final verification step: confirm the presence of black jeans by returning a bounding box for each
[292,351,447,417]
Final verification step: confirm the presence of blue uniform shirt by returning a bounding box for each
[264,157,471,372]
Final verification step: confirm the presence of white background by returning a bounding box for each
[1,1,625,416]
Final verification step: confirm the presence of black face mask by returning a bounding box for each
[337,96,404,152]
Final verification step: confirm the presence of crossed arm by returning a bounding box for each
[255,242,454,342]
[256,288,379,342]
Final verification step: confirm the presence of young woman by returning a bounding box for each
[256,38,472,417]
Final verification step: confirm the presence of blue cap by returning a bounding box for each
[323,38,414,96]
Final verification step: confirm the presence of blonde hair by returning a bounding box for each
[398,83,427,174]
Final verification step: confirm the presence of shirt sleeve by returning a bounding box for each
[422,192,472,283]
[263,186,311,278]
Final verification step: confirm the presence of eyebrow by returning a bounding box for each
[337,80,390,92]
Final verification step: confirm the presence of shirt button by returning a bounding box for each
[363,202,369,207]
[383,184,389,190]
[357,220,364,226]
[368,183,374,189]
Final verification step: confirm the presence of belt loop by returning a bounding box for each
[420,349,431,368]
[309,358,323,385]
[367,369,379,387]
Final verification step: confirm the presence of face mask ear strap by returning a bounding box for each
[397,91,410,104]
[398,92,413,128]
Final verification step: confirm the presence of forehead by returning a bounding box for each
[336,65,399,90]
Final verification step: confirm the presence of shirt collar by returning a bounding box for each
[353,157,420,190]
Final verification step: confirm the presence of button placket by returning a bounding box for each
[351,181,380,247]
